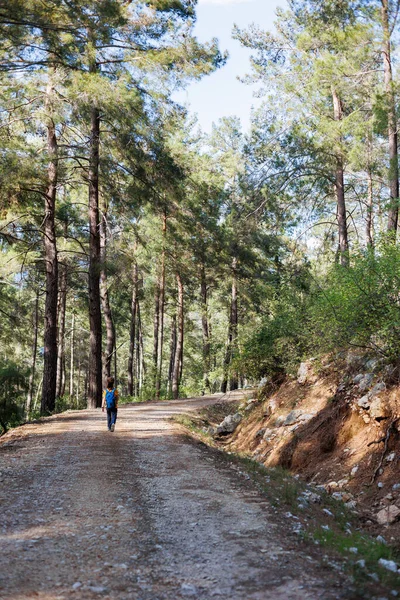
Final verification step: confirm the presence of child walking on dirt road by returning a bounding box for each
[102,377,119,432]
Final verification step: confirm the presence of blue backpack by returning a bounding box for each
[105,388,116,409]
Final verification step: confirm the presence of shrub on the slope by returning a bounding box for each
[238,241,400,380]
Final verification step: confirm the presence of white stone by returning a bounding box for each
[72,582,82,590]
[332,492,343,501]
[370,398,387,420]
[386,452,396,463]
[378,559,398,573]
[370,382,386,396]
[268,398,278,414]
[365,358,381,371]
[181,583,198,596]
[349,547,358,554]
[263,428,277,442]
[357,395,370,409]
[358,373,374,391]
[376,535,387,545]
[376,505,400,525]
[216,413,242,435]
[352,374,364,384]
[337,478,349,488]
[356,559,366,568]
[283,410,304,426]
[297,362,309,384]
[327,481,338,489]
[301,491,322,504]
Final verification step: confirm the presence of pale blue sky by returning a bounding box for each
[175,0,287,133]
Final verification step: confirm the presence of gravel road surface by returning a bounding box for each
[0,394,355,599]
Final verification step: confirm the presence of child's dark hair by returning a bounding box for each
[107,376,115,389]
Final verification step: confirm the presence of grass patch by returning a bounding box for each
[199,401,242,425]
[172,400,242,442]
[313,528,394,562]
[172,414,214,443]
[120,396,150,405]
[214,452,308,511]
[310,527,400,589]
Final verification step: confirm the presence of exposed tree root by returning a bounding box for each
[370,418,399,484]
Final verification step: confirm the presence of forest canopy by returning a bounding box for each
[1,0,400,431]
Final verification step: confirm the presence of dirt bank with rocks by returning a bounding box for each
[218,353,400,541]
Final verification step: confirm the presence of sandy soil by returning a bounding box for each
[0,393,359,599]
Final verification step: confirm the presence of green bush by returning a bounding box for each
[236,285,312,379]
[311,241,400,359]
[237,240,400,379]
[0,361,27,433]
[55,395,87,412]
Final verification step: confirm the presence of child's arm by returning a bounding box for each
[115,389,119,408]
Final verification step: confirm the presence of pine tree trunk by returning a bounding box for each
[221,257,238,392]
[33,376,43,415]
[200,263,210,392]
[61,358,66,397]
[367,168,374,247]
[382,0,399,234]
[77,358,81,406]
[41,76,59,415]
[137,300,145,391]
[56,238,67,398]
[152,282,160,392]
[69,312,75,398]
[156,214,167,399]
[114,336,117,383]
[179,317,184,383]
[26,288,39,418]
[168,315,177,396]
[128,262,138,396]
[221,332,230,394]
[229,259,239,391]
[332,87,349,267]
[135,298,140,397]
[87,102,102,409]
[84,369,88,404]
[100,205,115,383]
[172,273,184,400]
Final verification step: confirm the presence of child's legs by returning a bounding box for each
[111,409,117,425]
[107,408,112,430]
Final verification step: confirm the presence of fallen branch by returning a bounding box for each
[367,437,386,447]
[370,418,399,484]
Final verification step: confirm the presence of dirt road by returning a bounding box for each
[0,394,355,599]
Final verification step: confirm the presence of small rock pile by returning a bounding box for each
[207,413,243,437]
